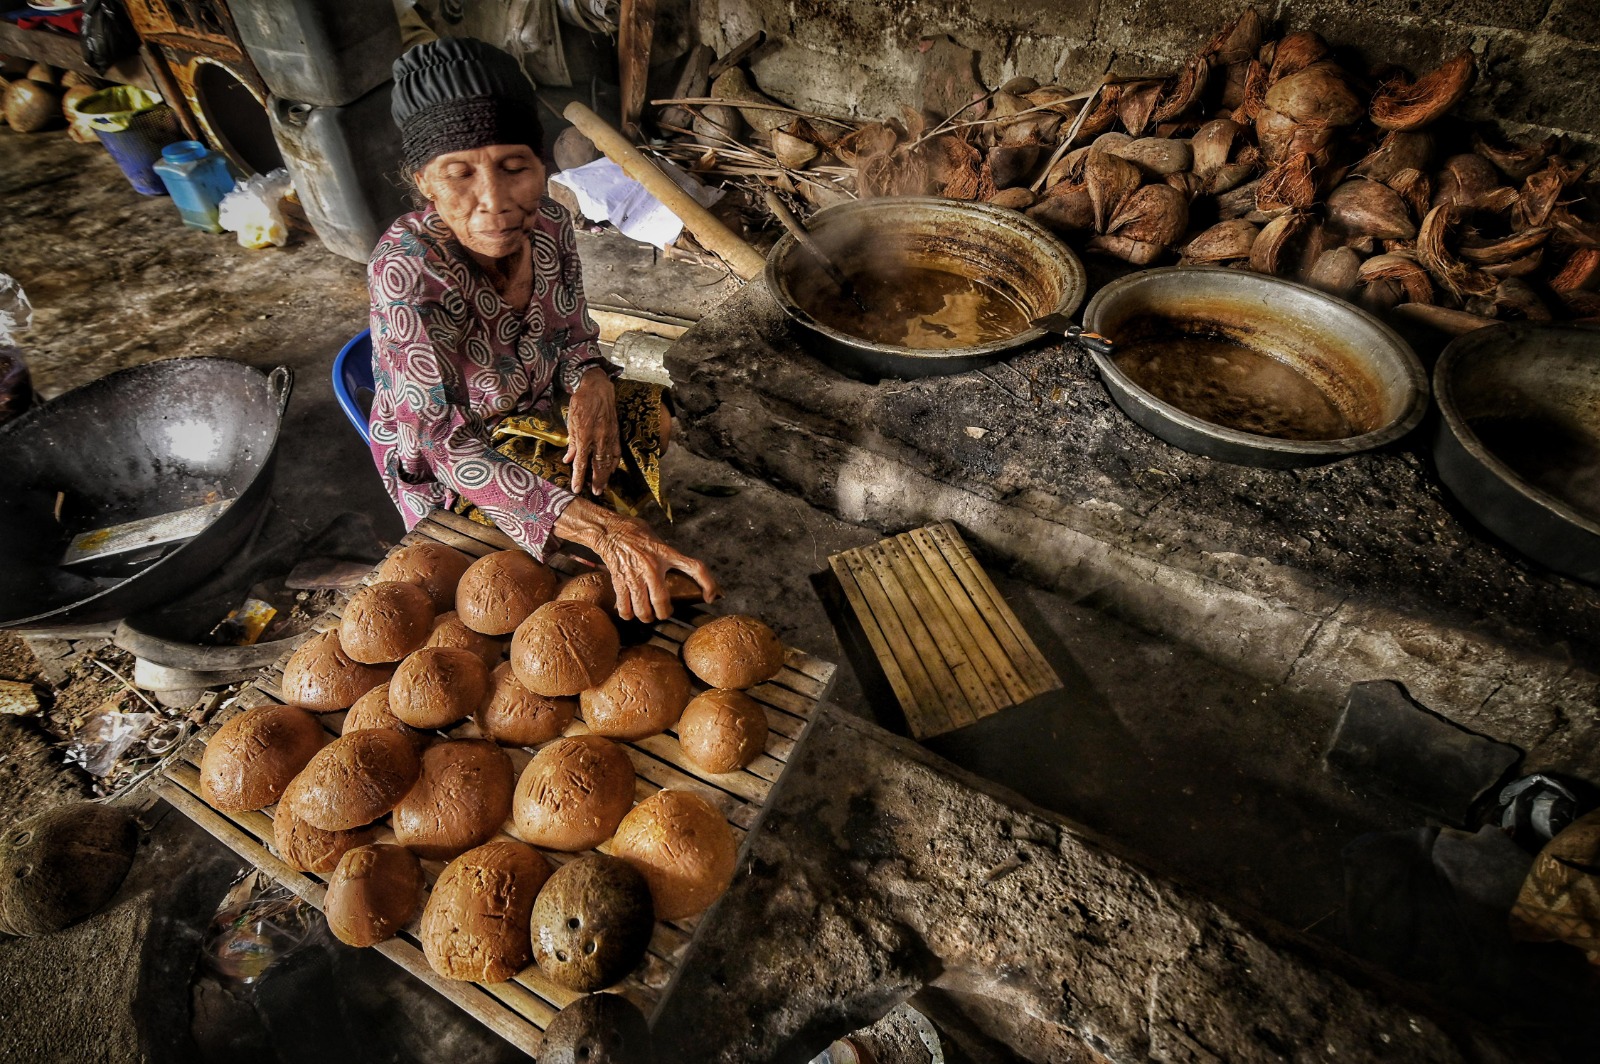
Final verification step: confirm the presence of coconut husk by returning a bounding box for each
[1515,157,1588,231]
[1219,61,1251,110]
[925,133,984,198]
[1204,8,1266,65]
[1550,248,1600,291]
[1153,56,1210,123]
[1391,303,1497,334]
[1084,150,1143,233]
[1026,179,1095,232]
[1326,178,1416,240]
[772,129,819,170]
[1256,154,1320,215]
[1108,182,1189,245]
[1255,108,1335,167]
[1182,219,1260,263]
[1474,186,1521,217]
[1549,207,1600,249]
[1418,204,1498,299]
[1268,32,1331,85]
[1304,246,1363,297]
[1387,168,1433,224]
[1216,177,1265,219]
[1482,249,1545,279]
[1165,171,1203,200]
[1206,162,1256,196]
[859,151,931,198]
[1232,59,1269,124]
[1457,226,1549,265]
[1191,118,1241,182]
[1359,253,1435,304]
[1559,289,1600,318]
[1117,80,1164,138]
[1250,211,1311,275]
[834,123,899,166]
[1431,153,1501,212]
[1370,52,1474,131]
[1024,85,1080,114]
[0,804,137,936]
[1471,131,1558,182]
[1265,62,1364,126]
[1073,84,1123,142]
[987,139,1043,189]
[1353,130,1434,184]
[1043,145,1092,189]
[710,68,790,137]
[4,80,62,133]
[988,187,1037,210]
[1485,278,1552,321]
[1109,137,1193,177]
[1360,278,1404,314]
[1085,233,1165,265]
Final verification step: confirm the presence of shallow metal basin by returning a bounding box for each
[1433,322,1600,584]
[766,196,1087,379]
[1081,267,1429,468]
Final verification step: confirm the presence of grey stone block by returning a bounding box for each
[1472,33,1600,136]
[1327,680,1523,823]
[1545,0,1600,45]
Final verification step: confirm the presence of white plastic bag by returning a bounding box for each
[219,168,294,249]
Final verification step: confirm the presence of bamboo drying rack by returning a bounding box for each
[159,509,835,1055]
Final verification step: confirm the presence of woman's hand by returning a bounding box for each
[564,366,621,497]
[555,498,721,622]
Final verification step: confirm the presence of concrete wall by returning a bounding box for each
[695,0,1600,146]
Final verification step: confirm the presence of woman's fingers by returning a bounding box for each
[567,433,590,496]
[669,556,722,603]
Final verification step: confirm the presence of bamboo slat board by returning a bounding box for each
[828,521,1060,740]
[160,509,835,1056]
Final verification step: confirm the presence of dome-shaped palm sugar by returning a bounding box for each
[580,645,691,741]
[338,580,435,664]
[378,541,473,611]
[511,600,620,697]
[681,615,784,690]
[455,550,557,635]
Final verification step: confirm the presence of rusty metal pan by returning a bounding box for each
[1433,322,1600,584]
[1081,267,1428,468]
[765,196,1087,379]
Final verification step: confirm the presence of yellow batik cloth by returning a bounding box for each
[455,379,670,528]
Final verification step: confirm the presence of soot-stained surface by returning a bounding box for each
[669,282,1600,667]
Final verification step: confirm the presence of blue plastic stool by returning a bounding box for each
[332,329,374,443]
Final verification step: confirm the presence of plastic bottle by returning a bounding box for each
[153,141,238,234]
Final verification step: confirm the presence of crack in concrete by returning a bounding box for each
[1278,599,1343,687]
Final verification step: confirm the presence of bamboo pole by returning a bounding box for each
[563,101,768,281]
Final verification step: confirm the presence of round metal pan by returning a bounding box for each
[0,358,292,628]
[1081,267,1428,468]
[1433,322,1600,584]
[766,196,1087,379]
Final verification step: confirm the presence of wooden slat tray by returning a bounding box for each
[160,509,835,1056]
[828,521,1059,740]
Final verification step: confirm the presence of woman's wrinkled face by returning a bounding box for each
[416,144,547,260]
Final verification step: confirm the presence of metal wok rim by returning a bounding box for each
[1434,321,1600,538]
[1082,266,1430,458]
[765,195,1089,364]
[0,357,286,629]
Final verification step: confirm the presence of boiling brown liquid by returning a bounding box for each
[1114,335,1356,442]
[796,264,1030,350]
[1470,414,1600,523]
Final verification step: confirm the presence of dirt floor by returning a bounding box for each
[2,123,1594,1062]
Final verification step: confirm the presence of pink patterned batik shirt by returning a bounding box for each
[366,200,611,559]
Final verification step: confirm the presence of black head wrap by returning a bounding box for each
[391,37,545,175]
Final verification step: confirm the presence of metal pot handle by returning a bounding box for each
[1030,314,1115,357]
[267,366,294,418]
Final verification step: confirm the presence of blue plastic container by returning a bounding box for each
[152,142,237,233]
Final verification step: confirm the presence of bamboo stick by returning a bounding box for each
[563,101,768,281]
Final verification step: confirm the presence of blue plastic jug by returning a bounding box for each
[152,141,237,233]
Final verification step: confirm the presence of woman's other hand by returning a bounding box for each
[554,498,721,622]
[564,366,622,497]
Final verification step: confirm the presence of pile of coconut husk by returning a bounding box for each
[647,10,1600,332]
[0,62,103,139]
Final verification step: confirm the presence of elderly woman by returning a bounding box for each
[367,38,718,622]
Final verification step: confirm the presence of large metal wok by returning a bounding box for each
[0,358,292,629]
[1433,323,1600,584]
